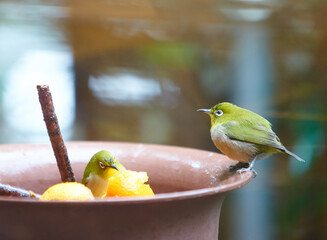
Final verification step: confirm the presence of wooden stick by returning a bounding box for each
[37,85,75,182]
[0,184,41,199]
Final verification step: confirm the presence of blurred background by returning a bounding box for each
[0,0,326,239]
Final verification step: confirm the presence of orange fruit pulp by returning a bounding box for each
[105,170,155,198]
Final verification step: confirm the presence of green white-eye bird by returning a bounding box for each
[198,102,304,176]
[82,150,126,198]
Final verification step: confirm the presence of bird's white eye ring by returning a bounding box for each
[215,110,223,117]
[99,161,106,169]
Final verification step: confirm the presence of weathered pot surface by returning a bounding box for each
[0,141,252,240]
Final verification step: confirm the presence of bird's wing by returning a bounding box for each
[223,121,286,152]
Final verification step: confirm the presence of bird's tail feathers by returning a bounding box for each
[284,149,305,162]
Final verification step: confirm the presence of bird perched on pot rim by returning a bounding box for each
[82,150,126,198]
[198,102,304,176]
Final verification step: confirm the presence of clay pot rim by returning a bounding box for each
[0,176,252,204]
[0,141,253,205]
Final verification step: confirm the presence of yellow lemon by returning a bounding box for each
[40,182,94,201]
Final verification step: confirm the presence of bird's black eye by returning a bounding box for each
[99,161,106,169]
[215,110,223,117]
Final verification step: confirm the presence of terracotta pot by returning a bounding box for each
[0,141,252,240]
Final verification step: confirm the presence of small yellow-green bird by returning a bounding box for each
[82,150,126,198]
[198,102,304,175]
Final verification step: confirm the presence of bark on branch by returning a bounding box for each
[37,85,75,182]
[0,183,41,199]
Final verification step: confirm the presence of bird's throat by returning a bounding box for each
[85,173,109,198]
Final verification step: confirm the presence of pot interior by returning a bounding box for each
[0,141,252,197]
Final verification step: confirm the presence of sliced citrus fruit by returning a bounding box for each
[105,170,155,197]
[40,182,94,201]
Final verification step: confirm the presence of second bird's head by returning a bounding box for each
[197,102,238,126]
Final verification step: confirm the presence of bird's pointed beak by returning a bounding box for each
[110,164,119,171]
[197,108,212,114]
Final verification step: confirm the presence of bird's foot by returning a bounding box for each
[236,167,257,178]
[228,162,249,172]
